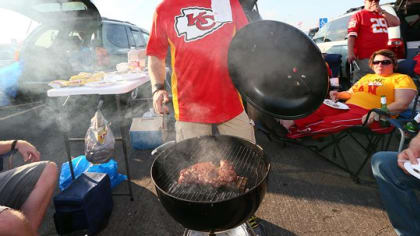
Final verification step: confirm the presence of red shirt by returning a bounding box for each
[147,0,248,123]
[347,10,389,59]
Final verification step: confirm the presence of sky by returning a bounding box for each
[0,0,395,44]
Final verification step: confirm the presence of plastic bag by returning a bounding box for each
[59,155,127,191]
[85,110,115,164]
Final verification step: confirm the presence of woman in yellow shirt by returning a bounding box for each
[280,49,417,139]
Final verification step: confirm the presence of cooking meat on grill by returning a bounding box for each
[178,160,238,188]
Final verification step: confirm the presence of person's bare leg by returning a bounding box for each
[20,161,58,232]
[278,119,295,129]
[0,209,36,236]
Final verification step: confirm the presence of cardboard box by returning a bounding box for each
[129,117,163,150]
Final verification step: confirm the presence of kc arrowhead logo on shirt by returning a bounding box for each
[175,7,230,42]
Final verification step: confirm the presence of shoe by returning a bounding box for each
[247,216,267,236]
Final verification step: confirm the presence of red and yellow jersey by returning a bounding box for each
[146,0,248,123]
[346,73,417,109]
[347,10,389,59]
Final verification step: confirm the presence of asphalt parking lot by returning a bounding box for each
[0,99,400,236]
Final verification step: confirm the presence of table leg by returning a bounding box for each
[58,97,75,180]
[115,94,134,201]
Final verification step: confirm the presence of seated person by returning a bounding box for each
[371,132,420,236]
[0,140,58,235]
[279,49,417,139]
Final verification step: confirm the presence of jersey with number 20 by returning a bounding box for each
[347,10,389,59]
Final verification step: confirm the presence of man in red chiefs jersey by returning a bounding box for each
[147,0,255,144]
[147,1,266,235]
[347,0,400,83]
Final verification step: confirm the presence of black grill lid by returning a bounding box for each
[228,20,329,119]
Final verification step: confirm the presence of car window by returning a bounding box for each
[126,27,135,47]
[103,23,129,49]
[132,29,146,47]
[313,23,329,43]
[142,31,149,44]
[33,29,59,48]
[325,16,351,42]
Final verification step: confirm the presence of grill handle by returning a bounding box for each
[151,141,176,157]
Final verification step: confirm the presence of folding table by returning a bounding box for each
[47,72,150,201]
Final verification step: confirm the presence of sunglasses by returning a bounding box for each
[372,60,392,65]
[368,0,380,2]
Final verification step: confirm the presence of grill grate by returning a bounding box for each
[155,141,266,202]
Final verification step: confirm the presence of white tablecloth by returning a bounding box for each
[47,73,149,97]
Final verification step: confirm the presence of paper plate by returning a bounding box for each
[404,159,420,180]
[323,99,349,110]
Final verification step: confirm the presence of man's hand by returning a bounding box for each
[347,51,356,64]
[361,112,379,125]
[16,140,40,162]
[398,148,419,173]
[153,90,170,114]
[371,4,382,13]
[398,136,420,172]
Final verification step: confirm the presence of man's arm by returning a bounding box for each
[347,35,357,63]
[148,55,169,114]
[0,140,40,162]
[388,89,417,114]
[0,140,14,155]
[148,55,166,87]
[382,10,400,27]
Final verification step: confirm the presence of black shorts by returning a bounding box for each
[0,161,48,209]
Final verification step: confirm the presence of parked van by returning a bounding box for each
[313,0,420,83]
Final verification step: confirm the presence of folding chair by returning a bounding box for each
[268,59,418,183]
[324,54,342,78]
[324,53,351,91]
[384,58,420,152]
[265,108,394,183]
[302,59,420,183]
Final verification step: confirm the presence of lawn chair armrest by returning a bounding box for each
[362,108,391,126]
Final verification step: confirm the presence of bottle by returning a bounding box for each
[405,112,420,134]
[128,47,140,71]
[379,96,390,127]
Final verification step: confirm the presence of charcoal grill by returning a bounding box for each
[151,135,270,235]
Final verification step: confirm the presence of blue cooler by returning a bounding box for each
[129,117,163,150]
[53,172,113,235]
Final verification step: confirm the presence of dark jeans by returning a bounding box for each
[371,152,420,236]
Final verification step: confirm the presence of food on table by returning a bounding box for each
[70,72,91,81]
[178,160,238,188]
[48,80,69,88]
[48,71,107,88]
[88,71,106,82]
